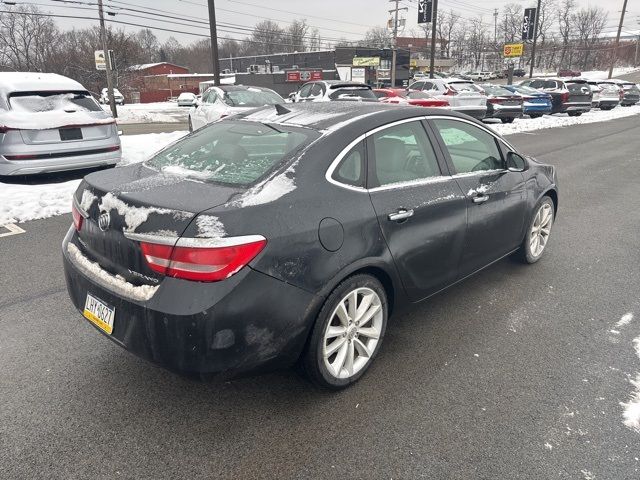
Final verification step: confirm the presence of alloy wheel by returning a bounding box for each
[530,203,553,257]
[322,287,383,380]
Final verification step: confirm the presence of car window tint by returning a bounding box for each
[310,83,324,97]
[432,119,504,174]
[371,121,441,187]
[206,91,218,103]
[333,141,365,187]
[147,121,318,186]
[422,82,434,90]
[410,81,424,90]
[298,84,312,98]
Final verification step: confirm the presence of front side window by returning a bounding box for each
[432,119,504,174]
[370,121,441,187]
[332,141,365,188]
[310,83,325,97]
[147,121,318,186]
[298,84,313,98]
[410,81,425,90]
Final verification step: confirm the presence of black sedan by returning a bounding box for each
[63,103,558,389]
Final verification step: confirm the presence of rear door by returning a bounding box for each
[429,117,527,276]
[366,118,467,301]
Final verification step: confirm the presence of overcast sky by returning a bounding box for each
[44,0,640,47]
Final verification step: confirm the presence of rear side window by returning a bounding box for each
[410,81,425,90]
[370,121,441,187]
[332,141,365,188]
[432,119,504,174]
[147,121,318,186]
[8,91,101,112]
[298,84,313,98]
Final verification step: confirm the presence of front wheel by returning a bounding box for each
[302,274,388,389]
[517,196,555,264]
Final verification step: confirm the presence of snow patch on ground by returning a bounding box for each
[67,242,158,301]
[616,312,634,329]
[621,318,640,434]
[0,131,187,226]
[104,102,189,124]
[489,105,640,136]
[196,215,226,238]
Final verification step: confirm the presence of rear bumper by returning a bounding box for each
[0,148,120,176]
[559,102,591,113]
[452,106,487,120]
[523,103,552,115]
[485,106,523,119]
[62,230,321,377]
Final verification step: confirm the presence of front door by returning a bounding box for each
[429,118,527,277]
[366,119,467,302]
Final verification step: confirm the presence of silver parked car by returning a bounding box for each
[0,72,121,176]
[408,78,488,119]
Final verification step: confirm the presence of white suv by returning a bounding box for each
[99,88,124,105]
[407,78,487,119]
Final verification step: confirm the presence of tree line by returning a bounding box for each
[0,2,636,95]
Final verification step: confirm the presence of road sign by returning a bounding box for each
[353,57,380,67]
[418,0,432,24]
[504,43,524,58]
[522,8,537,41]
[95,50,106,70]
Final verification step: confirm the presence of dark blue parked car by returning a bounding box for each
[503,85,552,118]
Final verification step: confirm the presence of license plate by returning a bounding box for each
[83,293,115,335]
[59,128,83,141]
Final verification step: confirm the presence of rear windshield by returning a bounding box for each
[146,120,318,186]
[406,91,432,99]
[448,82,483,93]
[482,85,513,96]
[221,88,283,107]
[8,91,101,112]
[529,80,562,90]
[566,82,589,94]
[328,87,377,101]
[513,85,539,95]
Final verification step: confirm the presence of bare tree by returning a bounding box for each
[361,27,392,48]
[308,28,322,51]
[250,20,285,55]
[557,0,576,67]
[286,19,308,52]
[573,7,608,70]
[136,29,160,61]
[435,10,461,58]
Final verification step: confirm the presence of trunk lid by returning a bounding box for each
[19,123,114,145]
[74,164,244,286]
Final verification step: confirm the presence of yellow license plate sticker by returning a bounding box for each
[83,293,115,335]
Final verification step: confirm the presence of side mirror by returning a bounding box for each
[506,152,528,172]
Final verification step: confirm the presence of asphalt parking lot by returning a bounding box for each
[1,115,639,479]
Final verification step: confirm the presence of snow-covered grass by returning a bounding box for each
[0,131,187,226]
[102,102,190,124]
[489,104,640,136]
[529,67,640,79]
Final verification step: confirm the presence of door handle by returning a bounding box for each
[388,208,414,222]
[472,194,490,204]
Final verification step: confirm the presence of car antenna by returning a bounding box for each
[274,104,291,115]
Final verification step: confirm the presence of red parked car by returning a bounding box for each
[373,88,449,108]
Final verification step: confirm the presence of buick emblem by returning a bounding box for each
[98,212,111,232]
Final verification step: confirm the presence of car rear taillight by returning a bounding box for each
[140,237,267,282]
[561,92,570,103]
[488,98,503,104]
[71,202,84,231]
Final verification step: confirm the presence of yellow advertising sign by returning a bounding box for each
[410,59,417,68]
[352,56,380,67]
[503,43,524,58]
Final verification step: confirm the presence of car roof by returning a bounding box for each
[0,72,86,95]
[234,101,470,132]
[313,80,370,88]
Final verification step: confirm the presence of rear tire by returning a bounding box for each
[501,117,515,124]
[567,111,582,117]
[301,274,388,390]
[529,114,542,119]
[188,116,194,133]
[517,196,554,264]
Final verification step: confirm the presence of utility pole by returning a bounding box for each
[528,0,542,79]
[207,0,221,86]
[429,0,438,79]
[97,0,117,118]
[608,0,628,79]
[494,8,498,71]
[389,0,407,87]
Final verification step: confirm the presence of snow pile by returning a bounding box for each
[67,243,158,301]
[620,314,640,434]
[490,104,640,136]
[104,102,189,124]
[581,67,640,79]
[0,131,187,226]
[196,215,226,238]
